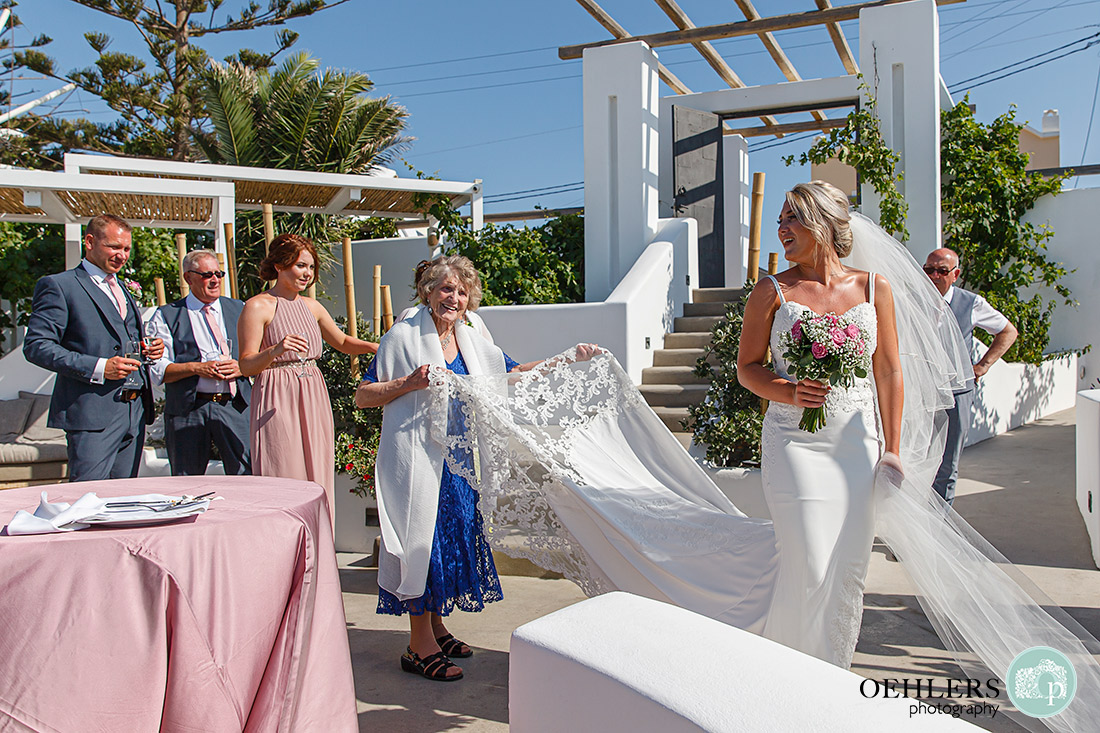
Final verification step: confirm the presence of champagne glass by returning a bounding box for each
[125,339,144,389]
[293,335,310,378]
[141,321,158,364]
[221,339,234,382]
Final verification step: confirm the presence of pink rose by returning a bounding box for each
[829,327,846,346]
[811,342,828,359]
[791,321,803,342]
[845,323,860,339]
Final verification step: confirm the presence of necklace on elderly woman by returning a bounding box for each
[440,328,454,351]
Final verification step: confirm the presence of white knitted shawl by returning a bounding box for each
[373,306,506,600]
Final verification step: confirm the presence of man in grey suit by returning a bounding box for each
[147,249,252,475]
[924,248,1018,505]
[24,214,164,482]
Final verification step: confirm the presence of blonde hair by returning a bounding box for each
[784,181,853,258]
[417,255,483,311]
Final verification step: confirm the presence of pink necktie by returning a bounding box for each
[202,303,237,396]
[106,276,127,320]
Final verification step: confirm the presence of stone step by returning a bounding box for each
[674,315,724,333]
[641,365,713,385]
[683,301,730,317]
[693,287,744,304]
[637,383,710,407]
[651,406,692,433]
[664,332,712,349]
[673,431,693,451]
[652,348,715,367]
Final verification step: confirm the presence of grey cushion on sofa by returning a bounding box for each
[0,397,33,441]
[19,391,65,442]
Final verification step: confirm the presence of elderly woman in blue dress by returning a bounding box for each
[356,255,595,681]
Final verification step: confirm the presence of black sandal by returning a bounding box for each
[436,633,473,658]
[401,647,464,681]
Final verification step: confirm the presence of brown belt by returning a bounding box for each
[197,392,233,405]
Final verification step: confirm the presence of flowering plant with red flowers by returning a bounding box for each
[320,313,382,497]
[779,310,872,432]
[335,428,380,497]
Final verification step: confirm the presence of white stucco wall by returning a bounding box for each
[1024,186,1100,386]
[967,351,1078,446]
[319,234,439,329]
[480,217,697,383]
[583,41,661,302]
[859,0,943,261]
[1075,390,1100,569]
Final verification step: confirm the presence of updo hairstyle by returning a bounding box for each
[784,181,853,258]
[258,233,320,286]
[417,255,483,312]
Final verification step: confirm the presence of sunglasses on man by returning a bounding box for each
[922,265,957,276]
[188,270,226,280]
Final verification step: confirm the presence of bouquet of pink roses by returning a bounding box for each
[778,311,872,432]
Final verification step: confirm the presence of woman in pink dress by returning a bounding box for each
[238,233,378,521]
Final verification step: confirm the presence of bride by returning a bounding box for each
[426,182,1099,732]
[737,181,902,666]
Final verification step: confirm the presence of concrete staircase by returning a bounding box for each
[639,287,744,447]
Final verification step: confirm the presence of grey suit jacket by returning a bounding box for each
[23,264,154,431]
[158,296,252,416]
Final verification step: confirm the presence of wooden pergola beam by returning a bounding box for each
[559,0,965,59]
[732,0,826,123]
[652,0,781,131]
[574,0,692,94]
[815,0,860,75]
[723,117,849,138]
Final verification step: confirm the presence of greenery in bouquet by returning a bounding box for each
[319,312,382,497]
[779,311,871,432]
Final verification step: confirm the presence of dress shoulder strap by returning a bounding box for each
[764,274,786,304]
[867,271,876,304]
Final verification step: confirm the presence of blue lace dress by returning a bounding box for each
[365,350,515,616]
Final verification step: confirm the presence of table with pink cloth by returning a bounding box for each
[0,476,357,733]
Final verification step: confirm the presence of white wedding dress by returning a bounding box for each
[761,275,880,667]
[428,249,1100,732]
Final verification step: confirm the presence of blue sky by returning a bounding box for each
[11,0,1100,261]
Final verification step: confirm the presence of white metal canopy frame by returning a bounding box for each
[63,154,484,225]
[0,169,237,268]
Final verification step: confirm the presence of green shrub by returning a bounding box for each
[685,281,763,467]
[320,313,381,497]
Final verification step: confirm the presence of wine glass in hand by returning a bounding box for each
[141,322,158,364]
[293,335,310,378]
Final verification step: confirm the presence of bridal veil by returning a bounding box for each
[424,212,1099,732]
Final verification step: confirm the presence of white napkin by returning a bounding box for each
[6,492,109,535]
[6,492,212,535]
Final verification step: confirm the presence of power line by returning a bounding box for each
[397,73,578,99]
[486,186,585,205]
[943,0,1080,62]
[484,181,584,200]
[366,44,560,74]
[415,125,581,157]
[1077,54,1100,188]
[950,28,1100,87]
[949,36,1100,92]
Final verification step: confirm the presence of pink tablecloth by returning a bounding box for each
[0,476,357,733]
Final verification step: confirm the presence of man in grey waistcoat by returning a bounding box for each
[24,214,164,481]
[924,248,1018,505]
[147,249,252,475]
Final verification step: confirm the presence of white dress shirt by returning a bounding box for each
[147,293,234,393]
[81,259,129,384]
[944,286,1010,334]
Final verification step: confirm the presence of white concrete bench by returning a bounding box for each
[510,592,979,732]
